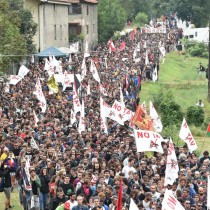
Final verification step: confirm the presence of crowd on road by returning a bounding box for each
[1,23,208,210]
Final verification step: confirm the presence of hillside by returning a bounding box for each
[140,51,210,153]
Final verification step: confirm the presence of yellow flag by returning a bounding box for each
[47,75,59,94]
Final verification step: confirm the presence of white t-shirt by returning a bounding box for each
[122,165,137,178]
[70,200,78,210]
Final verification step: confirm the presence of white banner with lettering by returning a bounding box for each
[112,100,134,123]
[162,189,185,210]
[134,130,164,153]
[179,118,197,152]
[164,138,179,186]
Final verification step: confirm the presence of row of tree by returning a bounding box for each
[0,0,37,73]
[98,0,210,43]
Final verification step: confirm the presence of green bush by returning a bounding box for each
[159,100,183,127]
[183,39,208,57]
[151,89,183,127]
[201,52,208,58]
[189,47,204,56]
[186,106,204,126]
[134,12,148,27]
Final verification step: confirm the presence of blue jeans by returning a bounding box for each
[39,192,49,210]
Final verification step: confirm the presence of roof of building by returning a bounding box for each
[83,0,98,3]
[40,0,98,4]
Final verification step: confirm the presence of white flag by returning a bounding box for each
[150,101,163,132]
[87,83,91,95]
[33,78,47,113]
[44,58,50,71]
[33,110,39,126]
[144,41,147,48]
[18,65,29,78]
[81,57,87,81]
[160,46,166,57]
[112,100,134,123]
[104,57,108,69]
[145,50,149,65]
[100,97,111,117]
[90,59,100,83]
[73,83,81,114]
[133,48,137,60]
[78,100,85,134]
[31,138,39,150]
[134,130,164,153]
[129,198,139,210]
[70,109,76,125]
[56,60,63,74]
[162,189,185,210]
[179,118,198,152]
[207,176,210,209]
[84,39,90,57]
[31,55,35,63]
[152,65,158,82]
[100,98,108,134]
[5,83,10,93]
[136,42,141,52]
[69,54,72,63]
[52,55,59,67]
[164,138,179,186]
[141,101,147,114]
[9,75,22,85]
[63,71,72,91]
[119,86,124,105]
[99,84,108,96]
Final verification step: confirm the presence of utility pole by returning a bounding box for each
[208,17,210,102]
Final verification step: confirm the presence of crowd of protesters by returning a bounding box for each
[0,24,207,210]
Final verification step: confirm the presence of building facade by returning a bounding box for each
[23,0,98,52]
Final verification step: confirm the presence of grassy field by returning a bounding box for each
[0,188,21,210]
[140,51,210,152]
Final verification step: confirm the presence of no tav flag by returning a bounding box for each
[134,129,164,153]
[179,118,197,152]
[162,189,185,210]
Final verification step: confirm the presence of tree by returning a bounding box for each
[98,0,127,43]
[173,0,210,27]
[134,12,149,27]
[9,0,37,53]
[0,0,27,73]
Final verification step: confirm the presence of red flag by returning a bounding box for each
[207,123,210,137]
[124,75,129,90]
[94,57,99,68]
[116,179,123,210]
[118,41,126,51]
[130,30,135,40]
[132,105,153,130]
[109,39,116,52]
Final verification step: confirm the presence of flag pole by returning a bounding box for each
[199,138,206,156]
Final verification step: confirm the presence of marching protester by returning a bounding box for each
[0,22,207,210]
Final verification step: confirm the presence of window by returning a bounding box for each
[87,5,89,15]
[86,25,89,35]
[195,32,197,37]
[54,25,57,40]
[60,25,62,40]
[189,35,194,38]
[68,3,82,14]
[185,36,188,39]
[69,24,81,41]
